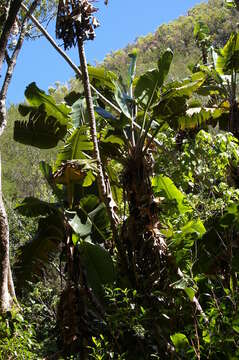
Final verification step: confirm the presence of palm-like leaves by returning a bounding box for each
[14,82,71,149]
[14,213,65,290]
[216,32,239,75]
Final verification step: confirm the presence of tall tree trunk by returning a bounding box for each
[0,0,39,312]
[0,152,14,312]
[77,39,127,264]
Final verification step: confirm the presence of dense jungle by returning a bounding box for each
[0,0,239,358]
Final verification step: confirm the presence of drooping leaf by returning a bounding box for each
[167,72,206,98]
[53,159,97,185]
[102,134,125,146]
[69,214,92,238]
[14,83,72,149]
[15,197,58,217]
[82,170,96,187]
[95,106,116,122]
[24,82,71,125]
[76,196,111,244]
[14,107,67,149]
[180,220,206,237]
[71,97,88,128]
[176,107,224,130]
[226,0,238,8]
[15,214,65,291]
[95,107,129,129]
[78,240,115,295]
[184,287,197,302]
[153,95,188,121]
[171,274,197,301]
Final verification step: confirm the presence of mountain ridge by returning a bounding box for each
[102,0,238,81]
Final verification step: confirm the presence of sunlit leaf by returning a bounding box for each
[216,32,239,74]
[152,175,192,214]
[170,333,190,352]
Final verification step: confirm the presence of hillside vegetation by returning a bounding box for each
[103,0,238,81]
[1,0,239,358]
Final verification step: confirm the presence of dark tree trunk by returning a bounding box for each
[0,0,22,73]
[229,100,239,138]
[121,149,168,291]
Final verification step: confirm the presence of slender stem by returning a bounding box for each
[177,268,208,323]
[77,39,127,267]
[77,40,118,226]
[78,41,107,198]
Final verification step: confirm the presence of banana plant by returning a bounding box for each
[87,50,212,295]
[194,21,211,65]
[14,83,115,293]
[191,31,239,136]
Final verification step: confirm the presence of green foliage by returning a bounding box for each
[89,335,126,360]
[14,83,71,149]
[78,240,115,295]
[0,310,38,359]
[152,175,192,214]
[5,3,239,359]
[15,197,58,217]
[216,31,239,74]
[14,213,64,289]
[134,48,173,104]
[22,281,59,359]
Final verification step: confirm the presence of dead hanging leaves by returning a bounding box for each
[56,0,100,49]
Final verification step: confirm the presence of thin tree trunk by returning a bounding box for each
[0,0,39,312]
[0,152,12,312]
[77,40,121,245]
[0,0,22,73]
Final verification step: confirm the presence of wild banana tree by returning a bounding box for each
[14,81,116,356]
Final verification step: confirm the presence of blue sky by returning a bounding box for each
[6,0,204,104]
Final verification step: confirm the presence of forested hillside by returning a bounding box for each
[0,0,239,359]
[103,0,238,80]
